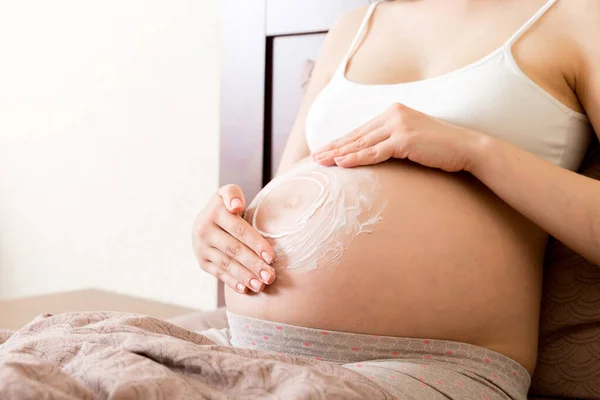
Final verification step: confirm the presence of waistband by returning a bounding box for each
[227,311,531,390]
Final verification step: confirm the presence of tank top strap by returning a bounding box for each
[504,0,559,47]
[338,1,383,73]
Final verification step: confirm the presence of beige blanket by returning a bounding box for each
[0,312,390,399]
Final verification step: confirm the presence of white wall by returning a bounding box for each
[0,0,219,309]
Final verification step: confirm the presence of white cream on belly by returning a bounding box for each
[243,159,387,275]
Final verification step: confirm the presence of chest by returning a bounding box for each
[345,0,576,107]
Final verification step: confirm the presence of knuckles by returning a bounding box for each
[388,102,407,115]
[354,136,366,149]
[234,224,246,240]
[387,103,410,129]
[219,256,231,272]
[194,224,209,241]
[252,257,264,273]
[367,146,378,159]
[198,260,209,272]
[226,243,241,257]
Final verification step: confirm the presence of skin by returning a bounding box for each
[194,0,600,376]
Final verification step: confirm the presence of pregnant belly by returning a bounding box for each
[225,158,546,374]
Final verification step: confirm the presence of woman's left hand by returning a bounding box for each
[311,103,487,173]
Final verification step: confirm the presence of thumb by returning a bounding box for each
[217,184,246,214]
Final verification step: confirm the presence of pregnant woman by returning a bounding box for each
[192,0,600,398]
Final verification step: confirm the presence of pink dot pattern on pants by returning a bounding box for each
[227,311,532,400]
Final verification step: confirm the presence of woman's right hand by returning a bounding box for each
[192,184,276,294]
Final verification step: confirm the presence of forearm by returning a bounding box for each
[468,134,600,266]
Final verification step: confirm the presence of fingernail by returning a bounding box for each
[260,270,271,282]
[236,283,245,292]
[261,251,273,264]
[334,156,346,163]
[250,279,262,290]
[230,198,243,209]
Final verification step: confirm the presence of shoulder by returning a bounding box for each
[558,0,600,63]
[559,0,600,126]
[329,4,372,37]
[545,0,600,95]
[318,5,372,66]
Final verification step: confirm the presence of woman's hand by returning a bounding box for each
[192,184,276,294]
[311,103,486,172]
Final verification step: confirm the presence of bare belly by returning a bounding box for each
[225,158,546,375]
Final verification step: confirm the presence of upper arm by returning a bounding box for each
[275,6,370,176]
[574,1,600,141]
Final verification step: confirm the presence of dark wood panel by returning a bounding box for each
[270,34,326,177]
[266,0,370,36]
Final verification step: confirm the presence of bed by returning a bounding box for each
[1,1,599,399]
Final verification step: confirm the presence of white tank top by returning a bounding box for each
[305,0,594,171]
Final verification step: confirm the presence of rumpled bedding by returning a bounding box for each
[0,312,390,399]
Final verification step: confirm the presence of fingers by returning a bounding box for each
[193,184,277,294]
[202,260,248,294]
[313,128,389,166]
[311,114,385,156]
[207,223,275,284]
[213,208,275,280]
[203,247,266,293]
[334,141,394,167]
[217,184,246,214]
